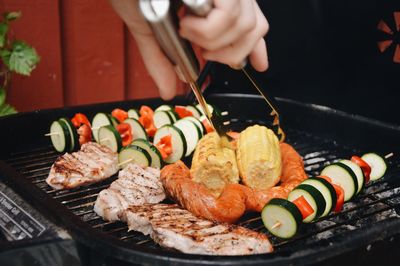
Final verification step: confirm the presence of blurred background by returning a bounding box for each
[0,0,399,124]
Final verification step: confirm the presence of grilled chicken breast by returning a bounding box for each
[94,164,165,221]
[46,142,118,190]
[125,204,273,255]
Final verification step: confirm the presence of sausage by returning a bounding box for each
[160,143,308,223]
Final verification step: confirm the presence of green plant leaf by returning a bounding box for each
[4,11,21,22]
[0,48,11,68]
[0,102,17,117]
[0,87,5,106]
[9,40,40,76]
[0,23,8,47]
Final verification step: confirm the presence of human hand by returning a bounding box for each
[179,0,269,71]
[109,0,269,100]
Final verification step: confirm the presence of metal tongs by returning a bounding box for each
[139,0,285,142]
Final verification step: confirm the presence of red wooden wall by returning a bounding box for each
[0,0,184,112]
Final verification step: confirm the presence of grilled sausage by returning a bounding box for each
[160,143,307,223]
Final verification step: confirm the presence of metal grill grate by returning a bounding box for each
[4,118,400,255]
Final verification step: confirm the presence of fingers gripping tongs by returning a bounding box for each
[139,0,285,142]
[138,0,232,147]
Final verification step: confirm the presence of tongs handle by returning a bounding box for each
[139,0,199,83]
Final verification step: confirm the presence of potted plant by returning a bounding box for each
[0,11,40,116]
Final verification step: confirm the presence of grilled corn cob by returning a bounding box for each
[191,132,239,196]
[237,125,282,190]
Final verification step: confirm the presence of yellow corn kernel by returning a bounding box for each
[191,132,239,196]
[237,125,282,190]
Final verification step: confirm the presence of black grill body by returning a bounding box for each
[1,94,400,265]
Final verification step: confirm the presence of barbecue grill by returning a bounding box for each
[1,93,400,265]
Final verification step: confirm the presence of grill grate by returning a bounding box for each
[4,121,400,255]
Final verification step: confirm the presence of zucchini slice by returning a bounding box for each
[262,198,302,239]
[155,104,173,112]
[288,184,326,223]
[92,113,115,142]
[340,159,364,194]
[131,139,163,169]
[302,177,337,217]
[174,119,201,157]
[50,120,71,153]
[167,110,179,122]
[196,103,214,116]
[128,109,139,120]
[98,125,122,153]
[321,162,358,202]
[154,125,187,164]
[118,145,151,169]
[123,118,148,141]
[153,110,175,129]
[182,116,205,136]
[361,153,387,181]
[185,105,202,118]
[59,117,79,151]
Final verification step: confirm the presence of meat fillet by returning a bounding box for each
[94,164,165,221]
[46,142,118,190]
[125,204,273,255]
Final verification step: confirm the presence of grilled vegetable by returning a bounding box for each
[155,104,173,112]
[236,125,282,190]
[351,155,371,183]
[111,108,128,123]
[153,110,175,129]
[77,124,92,146]
[185,105,201,118]
[199,115,214,133]
[59,117,79,151]
[116,123,133,147]
[340,159,364,194]
[262,198,302,239]
[190,132,239,196]
[154,125,186,163]
[182,116,205,136]
[321,163,358,202]
[127,108,139,119]
[118,145,151,169]
[71,113,91,128]
[123,118,148,141]
[291,195,314,220]
[175,105,194,118]
[361,153,387,181]
[92,113,117,142]
[138,106,157,137]
[98,125,122,153]
[288,184,326,223]
[131,139,163,168]
[174,119,201,157]
[319,175,345,213]
[49,120,71,152]
[302,177,337,217]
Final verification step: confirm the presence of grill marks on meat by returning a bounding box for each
[46,142,118,190]
[94,164,165,221]
[125,204,273,255]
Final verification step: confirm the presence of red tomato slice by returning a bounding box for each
[351,155,371,183]
[175,105,193,118]
[112,108,128,124]
[71,113,91,128]
[77,124,92,145]
[116,123,133,147]
[292,195,314,220]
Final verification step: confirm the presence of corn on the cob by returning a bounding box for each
[190,132,239,196]
[237,125,282,190]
